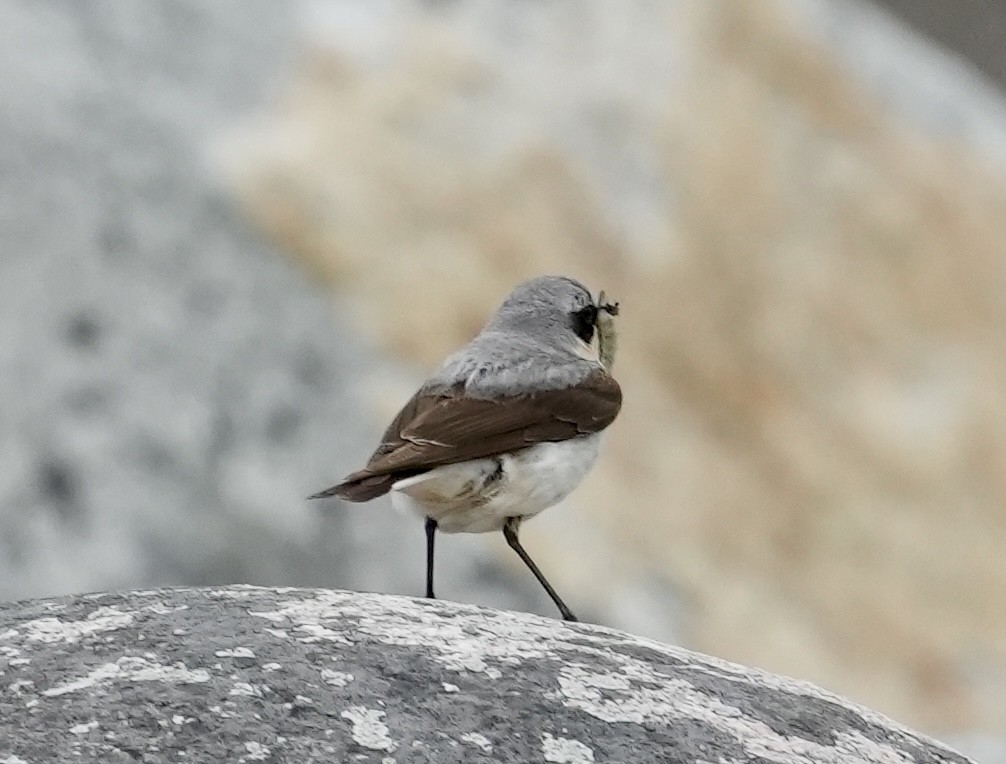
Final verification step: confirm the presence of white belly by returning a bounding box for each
[389,434,604,534]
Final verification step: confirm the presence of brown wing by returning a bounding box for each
[309,370,621,502]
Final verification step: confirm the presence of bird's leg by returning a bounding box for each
[502,517,578,622]
[425,517,437,599]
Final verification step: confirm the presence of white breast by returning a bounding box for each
[390,434,604,534]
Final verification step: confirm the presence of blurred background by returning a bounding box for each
[1,0,1004,758]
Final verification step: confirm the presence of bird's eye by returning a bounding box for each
[572,305,597,343]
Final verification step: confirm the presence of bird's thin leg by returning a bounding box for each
[425,517,437,599]
[502,517,578,622]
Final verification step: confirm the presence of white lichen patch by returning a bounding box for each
[229,682,267,697]
[242,741,271,761]
[557,662,924,764]
[206,586,279,600]
[340,706,396,752]
[832,730,918,764]
[287,621,353,646]
[321,669,354,687]
[42,656,210,697]
[542,732,595,763]
[8,679,34,696]
[215,647,256,659]
[460,732,493,753]
[588,625,928,743]
[125,589,180,598]
[250,590,578,680]
[251,600,352,645]
[3,607,133,644]
[143,602,189,616]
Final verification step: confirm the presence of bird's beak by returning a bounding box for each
[597,291,620,317]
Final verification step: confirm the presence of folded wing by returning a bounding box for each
[310,369,621,502]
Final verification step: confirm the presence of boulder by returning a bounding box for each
[0,586,973,763]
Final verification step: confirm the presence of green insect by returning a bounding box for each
[596,290,619,371]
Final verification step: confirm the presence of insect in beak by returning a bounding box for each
[597,290,619,317]
[595,291,619,370]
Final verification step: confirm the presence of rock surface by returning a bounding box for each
[0,586,974,763]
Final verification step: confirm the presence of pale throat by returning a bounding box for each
[571,335,601,364]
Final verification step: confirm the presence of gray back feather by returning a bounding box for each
[425,276,601,397]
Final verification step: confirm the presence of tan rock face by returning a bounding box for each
[226,0,1006,734]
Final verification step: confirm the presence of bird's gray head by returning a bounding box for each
[485,275,606,345]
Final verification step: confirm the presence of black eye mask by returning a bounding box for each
[571,293,619,345]
[572,304,598,343]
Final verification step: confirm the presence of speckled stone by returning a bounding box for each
[0,586,974,763]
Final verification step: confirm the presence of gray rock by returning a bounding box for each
[0,586,975,763]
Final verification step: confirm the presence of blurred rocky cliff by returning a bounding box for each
[1,0,1005,757]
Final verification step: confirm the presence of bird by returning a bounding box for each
[309,275,622,621]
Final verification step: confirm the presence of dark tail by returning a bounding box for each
[307,470,396,502]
